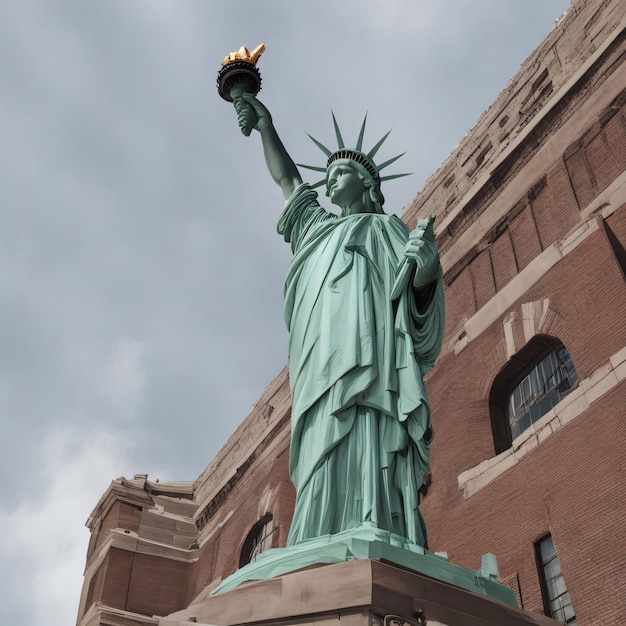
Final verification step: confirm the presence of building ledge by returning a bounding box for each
[449,171,626,357]
[107,529,200,563]
[78,602,159,626]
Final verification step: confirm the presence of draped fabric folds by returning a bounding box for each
[277,184,444,548]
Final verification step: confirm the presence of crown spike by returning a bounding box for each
[310,178,328,190]
[355,113,368,152]
[307,134,332,157]
[297,163,328,173]
[377,152,406,171]
[367,129,392,160]
[380,172,412,182]
[331,112,345,149]
[304,115,408,199]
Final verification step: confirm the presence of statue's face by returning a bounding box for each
[326,161,364,208]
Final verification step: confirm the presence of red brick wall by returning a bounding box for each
[84,559,105,613]
[421,384,625,621]
[490,229,518,291]
[126,553,189,616]
[100,548,134,610]
[443,265,476,344]
[186,429,295,604]
[84,546,191,618]
[424,222,626,476]
[90,501,142,559]
[411,59,626,626]
[183,75,626,626]
[80,494,195,621]
[565,102,626,208]
[509,200,543,272]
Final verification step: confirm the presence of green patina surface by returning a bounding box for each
[217,71,512,606]
[211,525,517,606]
[231,90,444,548]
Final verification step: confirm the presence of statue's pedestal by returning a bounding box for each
[206,526,516,601]
[159,558,561,626]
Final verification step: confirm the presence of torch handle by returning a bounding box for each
[232,94,254,137]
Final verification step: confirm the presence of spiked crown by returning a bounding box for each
[297,113,411,193]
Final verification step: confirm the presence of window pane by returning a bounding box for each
[536,534,576,624]
[539,535,556,562]
[550,600,564,620]
[563,602,576,621]
[537,394,553,419]
[521,376,531,400]
[508,346,578,439]
[530,367,541,396]
[241,515,275,567]
[547,575,568,601]
[517,411,530,437]
[544,558,560,580]
[260,517,273,551]
[529,401,541,424]
[536,359,545,384]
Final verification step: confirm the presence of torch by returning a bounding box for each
[217,43,266,136]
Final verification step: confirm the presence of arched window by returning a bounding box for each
[239,514,274,568]
[490,336,578,454]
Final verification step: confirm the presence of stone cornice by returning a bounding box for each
[403,1,626,266]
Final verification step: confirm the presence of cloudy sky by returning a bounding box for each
[0,1,572,623]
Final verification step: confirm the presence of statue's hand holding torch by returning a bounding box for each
[217,43,266,137]
[230,85,257,137]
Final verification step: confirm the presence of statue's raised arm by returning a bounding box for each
[217,42,302,201]
[231,88,302,201]
[216,45,444,556]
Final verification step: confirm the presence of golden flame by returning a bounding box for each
[221,43,266,67]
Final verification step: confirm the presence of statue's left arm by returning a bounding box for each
[391,215,445,376]
[403,216,440,296]
[392,216,441,310]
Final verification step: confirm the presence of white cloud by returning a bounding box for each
[0,427,132,624]
[101,337,146,417]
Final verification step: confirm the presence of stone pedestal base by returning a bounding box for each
[160,559,560,626]
[207,526,515,604]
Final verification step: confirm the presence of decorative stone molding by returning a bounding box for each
[452,209,611,356]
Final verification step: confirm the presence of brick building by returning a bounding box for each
[77,1,626,624]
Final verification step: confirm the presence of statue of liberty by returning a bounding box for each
[230,84,445,549]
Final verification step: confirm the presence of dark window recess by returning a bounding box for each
[535,534,577,624]
[239,515,274,568]
[507,347,578,440]
[489,336,579,454]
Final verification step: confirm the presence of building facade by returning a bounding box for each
[77,1,626,624]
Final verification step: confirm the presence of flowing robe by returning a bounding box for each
[278,184,444,547]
